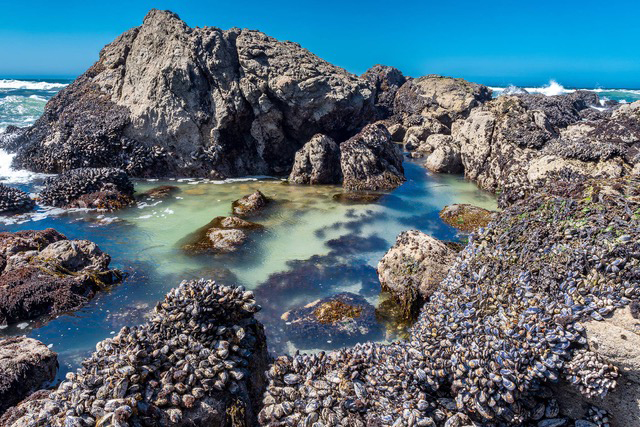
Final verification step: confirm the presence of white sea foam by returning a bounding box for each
[0,148,52,184]
[0,79,68,91]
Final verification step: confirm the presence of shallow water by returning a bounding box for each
[0,159,495,380]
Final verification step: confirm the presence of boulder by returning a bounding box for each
[0,336,57,414]
[39,168,134,210]
[439,204,494,232]
[4,9,375,178]
[424,135,463,173]
[180,216,263,254]
[0,229,121,327]
[288,134,342,185]
[362,65,406,119]
[0,185,34,215]
[281,292,381,348]
[231,190,271,217]
[377,230,455,318]
[340,123,405,191]
[0,280,269,427]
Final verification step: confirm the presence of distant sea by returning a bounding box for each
[1,77,640,132]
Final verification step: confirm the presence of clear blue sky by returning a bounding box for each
[1,0,639,88]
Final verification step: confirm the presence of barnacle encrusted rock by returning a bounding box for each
[0,185,34,215]
[180,216,263,254]
[231,190,271,218]
[288,134,342,185]
[439,203,494,232]
[0,280,269,427]
[2,9,376,178]
[0,228,121,326]
[0,336,57,414]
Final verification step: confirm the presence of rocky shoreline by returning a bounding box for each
[0,7,639,427]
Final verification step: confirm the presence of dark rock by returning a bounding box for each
[231,190,271,217]
[281,292,381,348]
[377,230,455,318]
[515,90,599,128]
[332,192,384,204]
[4,9,375,178]
[288,134,342,185]
[340,123,405,191]
[0,185,34,215]
[0,229,121,326]
[137,185,180,200]
[362,65,406,119]
[39,167,134,210]
[180,216,263,254]
[439,204,494,232]
[0,336,57,414]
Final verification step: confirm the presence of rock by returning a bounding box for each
[394,75,492,128]
[551,306,640,427]
[5,9,375,178]
[137,185,180,200]
[39,168,134,210]
[0,280,269,427]
[377,230,455,318]
[439,204,494,232]
[402,116,449,149]
[340,123,405,191]
[425,136,463,173]
[180,216,263,254]
[0,229,121,326]
[362,65,406,119]
[515,90,599,128]
[281,292,381,348]
[0,185,34,215]
[0,336,57,414]
[288,134,342,185]
[332,192,384,204]
[231,190,271,217]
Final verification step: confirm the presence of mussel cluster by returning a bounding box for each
[0,183,34,214]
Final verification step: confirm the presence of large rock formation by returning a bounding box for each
[0,280,269,427]
[0,337,57,415]
[2,10,376,179]
[0,185,34,215]
[361,65,406,119]
[0,229,121,327]
[377,231,455,318]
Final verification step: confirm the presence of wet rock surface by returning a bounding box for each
[0,228,121,326]
[288,134,342,185]
[0,185,34,215]
[180,216,263,254]
[137,185,180,200]
[231,190,271,218]
[0,280,269,427]
[0,336,57,414]
[281,292,381,349]
[340,123,405,191]
[39,168,134,210]
[3,9,375,178]
[439,203,494,232]
[377,230,455,318]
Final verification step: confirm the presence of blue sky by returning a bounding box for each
[1,0,639,88]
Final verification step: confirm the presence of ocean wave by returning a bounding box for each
[0,79,68,91]
[0,148,52,184]
[491,80,640,102]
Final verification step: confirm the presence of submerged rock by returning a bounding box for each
[332,192,384,204]
[0,336,57,414]
[137,185,180,200]
[340,123,405,191]
[281,292,381,348]
[288,134,342,185]
[0,185,34,215]
[39,168,134,210]
[4,9,375,178]
[231,190,271,217]
[180,216,263,254]
[0,228,121,326]
[439,203,494,232]
[0,280,269,427]
[377,230,455,318]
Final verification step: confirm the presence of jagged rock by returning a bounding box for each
[0,336,57,414]
[515,90,599,128]
[340,123,405,191]
[4,10,375,178]
[402,115,449,149]
[0,280,269,427]
[0,185,34,215]
[377,230,455,318]
[362,65,406,119]
[39,168,134,210]
[137,185,180,200]
[0,229,121,326]
[232,190,271,217]
[180,216,263,254]
[439,204,494,232]
[281,292,381,348]
[288,134,342,185]
[425,136,463,173]
[394,75,492,128]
